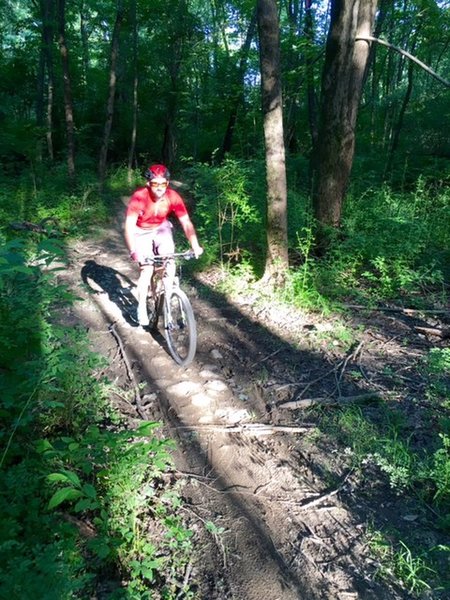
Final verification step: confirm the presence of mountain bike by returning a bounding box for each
[142,251,197,367]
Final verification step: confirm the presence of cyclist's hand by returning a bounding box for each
[129,251,139,262]
[192,245,203,259]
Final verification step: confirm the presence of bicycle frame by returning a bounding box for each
[140,251,197,366]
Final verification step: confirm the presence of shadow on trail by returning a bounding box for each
[80,261,413,600]
[81,260,138,327]
[81,259,183,361]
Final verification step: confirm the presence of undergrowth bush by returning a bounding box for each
[186,157,264,270]
[322,357,450,595]
[0,165,109,236]
[184,159,448,310]
[0,230,194,598]
[335,178,449,303]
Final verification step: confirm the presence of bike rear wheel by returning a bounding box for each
[163,288,197,366]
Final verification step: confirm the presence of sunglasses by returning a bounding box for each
[150,181,168,188]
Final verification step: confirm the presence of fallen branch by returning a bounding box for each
[415,326,450,339]
[278,392,386,410]
[109,323,146,419]
[344,304,450,315]
[248,348,282,369]
[174,423,313,435]
[9,217,65,236]
[296,469,353,511]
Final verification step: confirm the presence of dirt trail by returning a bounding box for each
[60,214,412,599]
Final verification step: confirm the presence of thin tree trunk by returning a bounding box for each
[79,1,90,101]
[387,36,417,165]
[218,9,257,161]
[36,38,45,162]
[312,0,377,245]
[257,0,289,280]
[283,0,301,152]
[305,0,319,148]
[99,0,124,184]
[39,0,55,161]
[57,0,76,180]
[127,0,138,183]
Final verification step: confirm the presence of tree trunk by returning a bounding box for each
[218,9,257,161]
[98,0,124,184]
[312,0,377,245]
[127,0,138,183]
[305,0,319,148]
[38,0,55,161]
[283,0,301,152]
[257,0,289,280]
[79,1,90,100]
[388,43,415,164]
[57,0,76,180]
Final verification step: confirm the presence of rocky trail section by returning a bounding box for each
[58,218,431,599]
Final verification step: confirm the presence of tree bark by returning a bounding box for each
[98,0,124,184]
[79,1,90,97]
[305,0,319,149]
[127,0,138,183]
[257,0,289,279]
[312,0,377,245]
[160,1,192,167]
[38,0,55,161]
[57,0,76,180]
[218,9,257,161]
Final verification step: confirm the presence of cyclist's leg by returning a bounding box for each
[136,264,153,325]
[134,229,156,326]
[154,221,176,291]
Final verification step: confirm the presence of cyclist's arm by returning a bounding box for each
[178,214,203,257]
[124,213,139,255]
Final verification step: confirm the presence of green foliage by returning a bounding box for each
[341,179,449,298]
[289,177,450,307]
[323,398,450,593]
[421,347,450,406]
[0,165,109,238]
[187,158,264,268]
[431,434,450,506]
[0,231,194,598]
[369,532,436,595]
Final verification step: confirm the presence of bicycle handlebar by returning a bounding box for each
[141,251,196,265]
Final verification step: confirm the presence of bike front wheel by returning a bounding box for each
[163,288,197,366]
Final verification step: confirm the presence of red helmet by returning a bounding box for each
[144,164,171,181]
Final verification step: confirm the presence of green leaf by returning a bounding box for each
[136,421,160,436]
[47,472,73,483]
[35,439,54,453]
[74,497,98,512]
[58,469,82,488]
[87,538,111,559]
[82,483,97,499]
[48,487,83,510]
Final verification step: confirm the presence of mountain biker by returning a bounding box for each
[124,164,203,326]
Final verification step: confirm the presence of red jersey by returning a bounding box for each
[126,186,188,227]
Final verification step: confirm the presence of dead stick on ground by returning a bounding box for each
[278,392,387,409]
[295,360,344,401]
[415,326,450,339]
[249,348,282,369]
[344,304,450,315]
[296,470,353,511]
[174,423,313,434]
[109,323,146,419]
